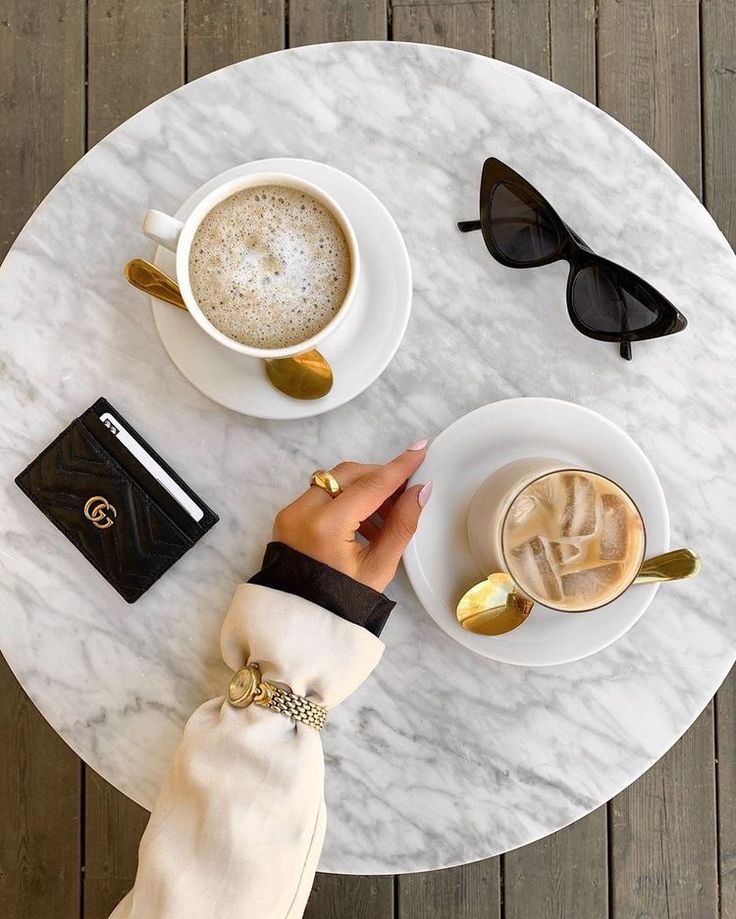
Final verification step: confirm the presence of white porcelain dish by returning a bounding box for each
[403,398,670,667]
[151,157,412,420]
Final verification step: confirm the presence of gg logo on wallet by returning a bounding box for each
[84,496,117,530]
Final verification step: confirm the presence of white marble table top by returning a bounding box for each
[1,42,735,874]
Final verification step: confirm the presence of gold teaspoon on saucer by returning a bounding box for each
[456,548,701,636]
[123,259,334,401]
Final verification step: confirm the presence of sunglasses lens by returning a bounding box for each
[489,181,561,264]
[571,265,661,334]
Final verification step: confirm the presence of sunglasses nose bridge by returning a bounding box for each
[560,241,579,277]
[562,221,593,253]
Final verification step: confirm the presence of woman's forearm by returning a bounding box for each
[110,582,384,919]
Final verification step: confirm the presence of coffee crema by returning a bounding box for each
[189,184,351,349]
[502,470,645,611]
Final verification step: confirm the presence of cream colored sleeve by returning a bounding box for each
[109,583,384,919]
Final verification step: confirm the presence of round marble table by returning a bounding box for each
[2,42,735,874]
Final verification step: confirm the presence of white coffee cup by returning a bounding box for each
[143,172,360,359]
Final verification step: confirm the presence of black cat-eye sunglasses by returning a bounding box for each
[458,158,687,360]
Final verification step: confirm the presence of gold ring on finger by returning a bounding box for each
[310,469,342,498]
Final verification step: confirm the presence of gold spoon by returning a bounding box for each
[124,258,334,401]
[456,548,701,636]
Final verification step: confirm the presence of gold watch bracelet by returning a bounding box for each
[228,662,327,731]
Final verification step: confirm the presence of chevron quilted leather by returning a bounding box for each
[16,404,217,602]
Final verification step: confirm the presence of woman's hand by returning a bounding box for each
[273,440,433,593]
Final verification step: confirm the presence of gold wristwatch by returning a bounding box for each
[228,662,327,731]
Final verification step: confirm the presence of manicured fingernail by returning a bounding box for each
[418,481,434,507]
[407,438,430,452]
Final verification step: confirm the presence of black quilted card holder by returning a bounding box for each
[15,397,218,603]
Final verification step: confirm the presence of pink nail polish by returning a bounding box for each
[418,481,434,507]
[407,438,430,452]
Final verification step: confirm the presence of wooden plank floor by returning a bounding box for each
[1,2,734,916]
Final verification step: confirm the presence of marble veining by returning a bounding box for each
[1,43,735,873]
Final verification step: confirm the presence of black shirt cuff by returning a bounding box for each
[248,542,395,637]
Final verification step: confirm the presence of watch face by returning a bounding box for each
[228,665,259,708]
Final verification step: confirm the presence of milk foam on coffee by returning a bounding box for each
[189,184,351,349]
[502,470,645,611]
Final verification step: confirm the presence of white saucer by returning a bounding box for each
[151,158,412,419]
[403,398,670,667]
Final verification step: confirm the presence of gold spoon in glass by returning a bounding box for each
[124,258,334,400]
[456,548,701,636]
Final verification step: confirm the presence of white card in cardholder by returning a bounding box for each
[99,411,204,522]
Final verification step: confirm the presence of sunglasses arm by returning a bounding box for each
[620,340,632,360]
[457,220,482,232]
